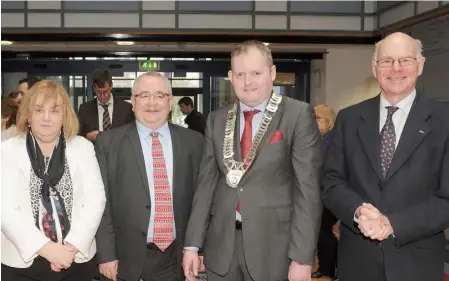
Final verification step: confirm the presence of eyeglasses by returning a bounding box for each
[95,90,111,96]
[375,57,418,68]
[133,92,169,101]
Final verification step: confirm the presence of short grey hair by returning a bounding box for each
[132,71,172,96]
[373,38,423,61]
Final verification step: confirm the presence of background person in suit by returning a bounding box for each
[312,104,339,281]
[78,69,134,142]
[95,71,203,281]
[18,76,42,95]
[183,40,322,281]
[322,32,449,281]
[1,80,106,281]
[178,96,206,135]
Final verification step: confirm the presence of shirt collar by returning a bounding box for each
[380,89,416,113]
[97,94,114,106]
[136,120,170,140]
[239,97,269,113]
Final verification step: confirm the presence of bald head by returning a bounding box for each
[373,32,423,61]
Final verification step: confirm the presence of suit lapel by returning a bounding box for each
[111,98,119,127]
[385,95,432,181]
[91,100,99,130]
[18,137,32,185]
[126,123,151,200]
[245,98,284,172]
[357,95,383,180]
[169,124,181,203]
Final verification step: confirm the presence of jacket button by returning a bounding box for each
[142,231,147,236]
[145,205,150,210]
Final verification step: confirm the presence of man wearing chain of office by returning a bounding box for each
[183,40,323,281]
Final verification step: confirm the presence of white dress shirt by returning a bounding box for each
[379,89,416,147]
[97,95,114,131]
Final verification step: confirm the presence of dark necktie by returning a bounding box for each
[237,110,260,213]
[101,104,111,131]
[380,106,399,178]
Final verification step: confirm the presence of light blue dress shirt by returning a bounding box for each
[136,120,175,243]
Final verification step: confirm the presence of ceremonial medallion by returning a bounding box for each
[226,169,243,188]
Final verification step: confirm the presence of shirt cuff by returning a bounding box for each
[184,247,199,252]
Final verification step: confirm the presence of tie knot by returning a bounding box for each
[150,131,159,138]
[386,106,399,117]
[243,110,260,120]
[101,103,109,109]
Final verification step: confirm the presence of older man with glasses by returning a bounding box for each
[322,32,449,281]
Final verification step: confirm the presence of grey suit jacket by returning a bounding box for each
[95,122,203,281]
[185,97,322,281]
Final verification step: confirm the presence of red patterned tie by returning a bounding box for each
[151,132,174,251]
[237,110,260,213]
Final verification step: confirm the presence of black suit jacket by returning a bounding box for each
[95,122,203,281]
[322,93,449,281]
[185,109,206,135]
[78,98,134,137]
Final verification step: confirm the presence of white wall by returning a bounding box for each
[310,45,380,113]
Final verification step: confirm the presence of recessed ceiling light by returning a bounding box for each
[263,42,270,46]
[116,41,135,46]
[1,40,13,46]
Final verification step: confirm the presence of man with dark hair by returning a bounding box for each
[17,76,41,94]
[78,69,134,142]
[178,97,206,135]
[8,91,23,106]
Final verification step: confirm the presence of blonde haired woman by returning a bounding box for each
[312,104,340,281]
[1,80,106,281]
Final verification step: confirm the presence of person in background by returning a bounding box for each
[1,96,18,141]
[8,90,24,106]
[178,97,206,135]
[18,77,42,95]
[78,69,134,142]
[322,32,449,281]
[312,104,339,281]
[1,80,106,281]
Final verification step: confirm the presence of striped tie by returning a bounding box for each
[101,104,111,131]
[151,132,174,251]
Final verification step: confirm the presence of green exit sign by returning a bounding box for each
[139,61,160,70]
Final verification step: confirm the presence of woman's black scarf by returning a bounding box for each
[26,130,71,240]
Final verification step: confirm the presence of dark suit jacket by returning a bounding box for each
[95,122,203,281]
[185,97,322,281]
[185,109,206,135]
[78,98,134,137]
[322,94,449,281]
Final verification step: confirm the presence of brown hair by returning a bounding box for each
[231,40,273,66]
[16,80,79,139]
[1,96,18,129]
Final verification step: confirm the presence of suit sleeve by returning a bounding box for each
[321,110,364,233]
[289,104,323,265]
[388,137,449,247]
[94,134,118,263]
[77,104,88,137]
[184,112,219,249]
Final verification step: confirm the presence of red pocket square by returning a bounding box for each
[269,130,283,144]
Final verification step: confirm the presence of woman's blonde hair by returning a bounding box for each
[16,80,79,139]
[314,104,336,131]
